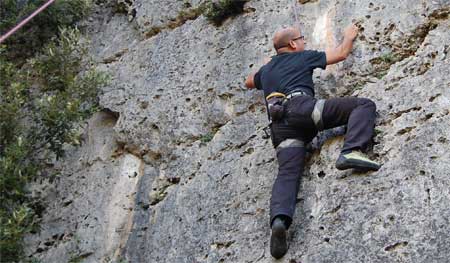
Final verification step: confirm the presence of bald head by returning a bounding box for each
[272,27,303,52]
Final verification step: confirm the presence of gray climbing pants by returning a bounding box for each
[269,96,377,227]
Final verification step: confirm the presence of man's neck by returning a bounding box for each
[276,50,299,55]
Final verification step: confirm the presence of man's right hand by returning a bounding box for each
[343,24,358,41]
[325,24,358,65]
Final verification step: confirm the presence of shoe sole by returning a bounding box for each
[270,222,287,259]
[336,158,380,171]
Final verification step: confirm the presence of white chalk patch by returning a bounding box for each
[312,13,328,46]
[104,153,142,255]
[120,153,142,179]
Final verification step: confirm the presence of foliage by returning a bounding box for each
[200,126,221,143]
[378,52,397,64]
[200,132,215,143]
[0,204,37,262]
[29,28,107,157]
[374,70,388,79]
[0,0,92,63]
[167,2,209,29]
[374,128,383,136]
[68,254,84,263]
[1,1,102,261]
[370,52,401,69]
[204,0,249,26]
[0,25,107,262]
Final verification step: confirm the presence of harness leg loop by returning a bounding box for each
[312,99,325,131]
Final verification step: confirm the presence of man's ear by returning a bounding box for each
[289,40,296,49]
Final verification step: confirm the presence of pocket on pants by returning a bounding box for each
[285,96,316,126]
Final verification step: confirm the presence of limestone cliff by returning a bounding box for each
[25,0,450,262]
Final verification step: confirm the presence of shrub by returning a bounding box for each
[378,52,398,64]
[204,0,249,26]
[29,28,107,156]
[0,54,38,260]
[200,132,215,143]
[0,26,107,262]
[0,0,91,63]
[1,1,101,260]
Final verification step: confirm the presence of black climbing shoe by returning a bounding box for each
[270,217,288,259]
[335,150,381,171]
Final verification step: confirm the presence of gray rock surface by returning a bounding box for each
[25,0,450,262]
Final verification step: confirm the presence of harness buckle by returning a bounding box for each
[286,91,307,99]
[262,124,272,139]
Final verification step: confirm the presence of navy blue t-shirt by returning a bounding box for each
[254,50,327,98]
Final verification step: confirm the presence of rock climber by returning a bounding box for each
[244,24,381,259]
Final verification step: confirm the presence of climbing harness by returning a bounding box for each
[265,90,325,131]
[266,92,286,100]
[286,91,307,100]
[0,0,56,44]
[266,93,287,122]
[266,90,309,122]
[276,138,304,152]
[312,99,325,131]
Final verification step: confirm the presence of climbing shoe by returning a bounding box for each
[335,150,381,171]
[270,217,288,259]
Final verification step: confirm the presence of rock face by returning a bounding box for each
[25,0,450,262]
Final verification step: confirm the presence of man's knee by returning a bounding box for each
[358,98,376,111]
[276,143,305,175]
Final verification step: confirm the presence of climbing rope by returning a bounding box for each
[292,0,301,30]
[0,0,56,44]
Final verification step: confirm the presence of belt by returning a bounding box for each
[265,90,309,101]
[286,90,308,99]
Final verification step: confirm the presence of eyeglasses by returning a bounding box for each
[275,35,305,50]
[291,35,305,41]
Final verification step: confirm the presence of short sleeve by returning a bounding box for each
[254,70,263,90]
[304,50,327,70]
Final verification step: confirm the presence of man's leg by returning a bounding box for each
[269,139,306,259]
[320,97,380,170]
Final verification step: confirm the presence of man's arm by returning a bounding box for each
[245,72,256,89]
[245,57,271,89]
[325,24,358,65]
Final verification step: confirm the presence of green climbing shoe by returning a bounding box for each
[270,217,288,259]
[335,151,381,171]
